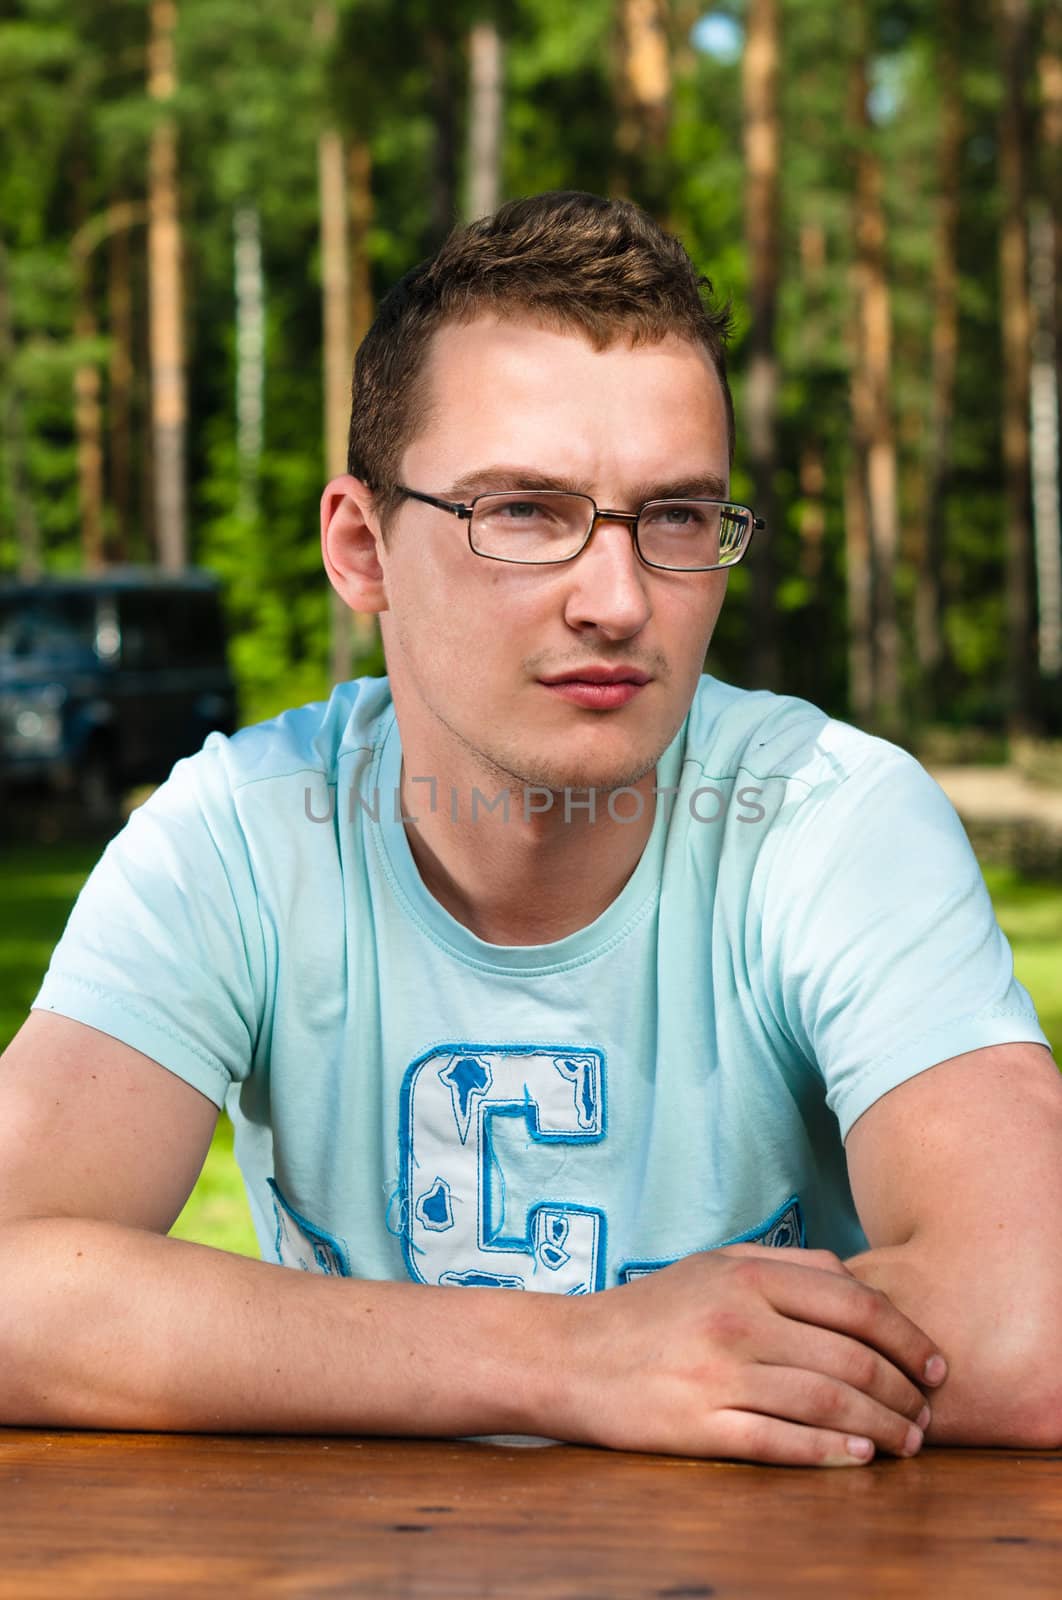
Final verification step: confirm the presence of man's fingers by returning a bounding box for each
[721,1244,852,1277]
[733,1365,924,1459]
[761,1321,930,1425]
[709,1408,878,1468]
[740,1256,945,1389]
[798,1249,853,1277]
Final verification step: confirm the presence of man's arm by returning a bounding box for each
[844,1041,1062,1447]
[0,1012,561,1437]
[1,1011,944,1464]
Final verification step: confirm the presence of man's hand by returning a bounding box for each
[0,1016,947,1463]
[555,1243,947,1467]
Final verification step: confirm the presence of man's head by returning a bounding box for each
[323,190,738,802]
[347,190,734,534]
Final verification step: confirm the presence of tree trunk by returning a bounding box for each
[1036,9,1062,680]
[465,18,503,222]
[347,138,378,659]
[797,221,827,598]
[1043,4,1062,431]
[73,302,105,572]
[914,0,963,716]
[670,0,702,82]
[1030,205,1061,680]
[349,139,374,351]
[742,0,781,692]
[613,0,672,217]
[72,168,105,573]
[0,241,42,578]
[425,25,459,248]
[147,0,187,571]
[996,0,1035,733]
[318,118,354,683]
[71,199,146,557]
[844,458,874,722]
[315,1,354,681]
[71,159,107,572]
[846,52,875,725]
[849,20,900,731]
[798,441,826,585]
[234,204,265,520]
[107,204,133,563]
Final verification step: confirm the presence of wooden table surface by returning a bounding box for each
[1,1431,1060,1599]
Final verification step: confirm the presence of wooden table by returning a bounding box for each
[1,1431,1059,1598]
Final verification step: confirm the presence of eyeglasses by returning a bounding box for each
[395,486,763,572]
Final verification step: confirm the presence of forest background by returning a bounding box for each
[1,0,1061,744]
[2,0,1061,1258]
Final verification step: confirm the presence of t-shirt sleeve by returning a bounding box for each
[763,743,1051,1141]
[31,736,264,1108]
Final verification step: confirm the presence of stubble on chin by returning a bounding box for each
[460,724,678,798]
[422,670,688,799]
[504,753,661,795]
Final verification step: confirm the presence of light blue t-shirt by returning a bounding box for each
[34,675,1049,1290]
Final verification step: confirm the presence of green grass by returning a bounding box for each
[981,865,1062,1061]
[168,1115,258,1257]
[0,842,97,1051]
[1,840,1059,1263]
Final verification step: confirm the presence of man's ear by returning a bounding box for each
[320,474,389,614]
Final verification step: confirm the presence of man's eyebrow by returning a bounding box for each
[445,465,731,503]
[445,466,588,499]
[628,472,730,503]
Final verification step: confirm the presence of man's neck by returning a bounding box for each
[398,761,658,947]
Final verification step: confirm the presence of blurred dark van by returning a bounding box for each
[0,568,237,818]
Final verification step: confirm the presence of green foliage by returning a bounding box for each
[505,0,615,198]
[170,1114,259,1259]
[982,866,1062,1062]
[0,841,91,1051]
[0,0,1059,730]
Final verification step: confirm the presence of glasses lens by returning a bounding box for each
[469,492,592,562]
[637,501,751,569]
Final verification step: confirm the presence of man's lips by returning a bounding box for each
[538,669,652,709]
[538,668,652,686]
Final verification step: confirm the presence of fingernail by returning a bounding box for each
[916,1404,931,1431]
[846,1436,874,1461]
[923,1355,947,1385]
[902,1425,923,1457]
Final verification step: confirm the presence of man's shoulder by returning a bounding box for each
[202,675,394,794]
[684,675,914,792]
[129,677,394,841]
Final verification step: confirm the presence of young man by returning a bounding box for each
[2,192,1060,1467]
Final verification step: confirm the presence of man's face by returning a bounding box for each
[375,314,732,795]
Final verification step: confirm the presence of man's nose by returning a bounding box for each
[561,513,653,637]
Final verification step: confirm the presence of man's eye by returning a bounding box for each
[480,496,563,525]
[645,504,706,528]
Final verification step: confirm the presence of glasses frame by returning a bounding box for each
[394,485,764,572]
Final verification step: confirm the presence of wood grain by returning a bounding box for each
[0,1431,1059,1598]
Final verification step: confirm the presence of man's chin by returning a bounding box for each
[532,730,676,796]
[459,719,677,800]
[507,755,662,797]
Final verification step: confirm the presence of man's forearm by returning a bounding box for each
[844,1237,1062,1448]
[0,1221,953,1463]
[0,1218,568,1437]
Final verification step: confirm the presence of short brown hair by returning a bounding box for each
[347,190,734,526]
